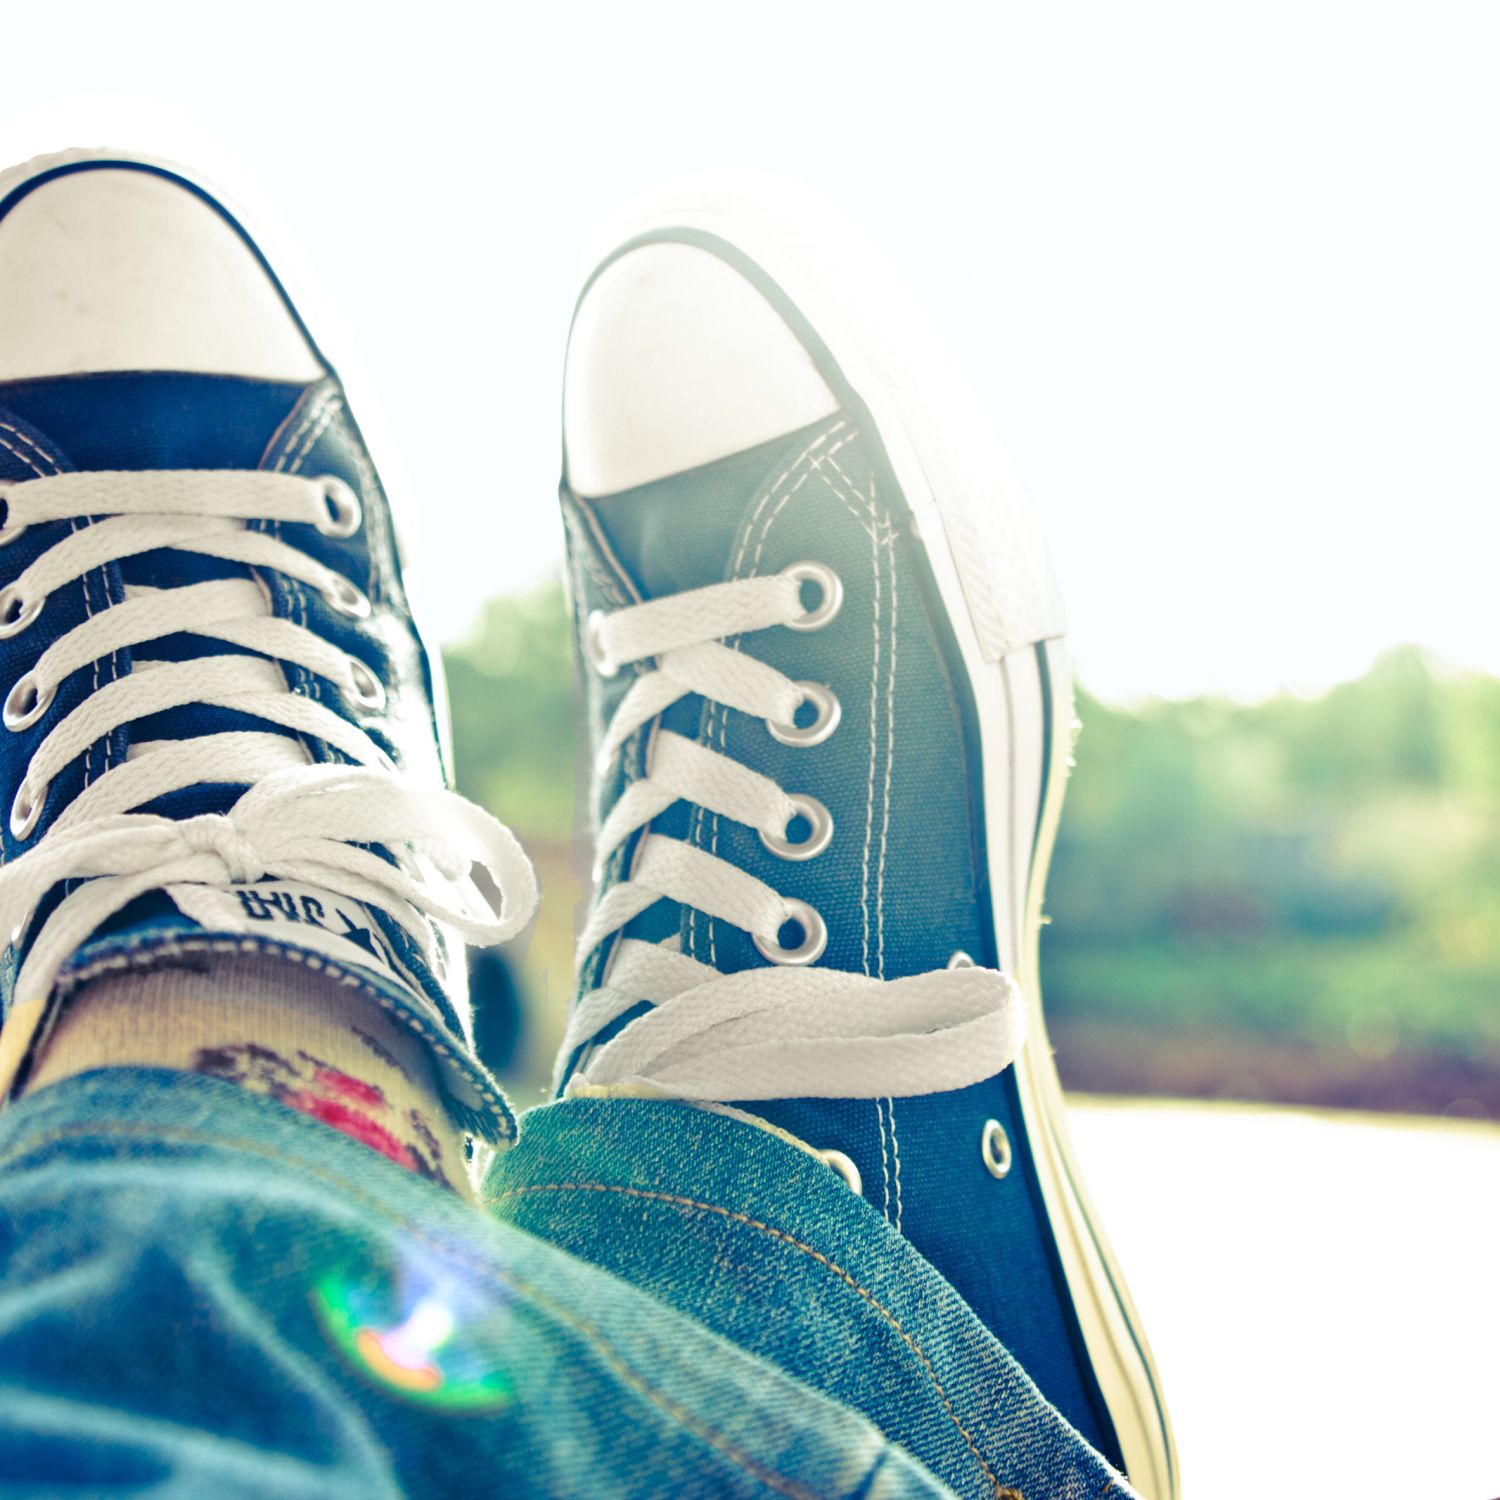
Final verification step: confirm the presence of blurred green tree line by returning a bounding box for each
[446,584,1500,1112]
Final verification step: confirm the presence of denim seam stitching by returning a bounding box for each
[491,1179,1007,1497]
[0,1119,827,1499]
[503,1257,836,1500]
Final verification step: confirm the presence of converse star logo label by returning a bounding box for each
[165,880,419,997]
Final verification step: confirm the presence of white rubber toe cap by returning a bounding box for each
[0,165,322,382]
[564,241,839,498]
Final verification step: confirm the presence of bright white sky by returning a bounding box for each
[2,2,1496,703]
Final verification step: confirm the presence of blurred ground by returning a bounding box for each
[1069,1099,1500,1500]
[1054,1019,1500,1117]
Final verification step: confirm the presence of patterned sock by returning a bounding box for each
[24,953,473,1198]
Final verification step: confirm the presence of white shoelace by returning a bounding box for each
[0,470,537,1072]
[563,563,1026,1101]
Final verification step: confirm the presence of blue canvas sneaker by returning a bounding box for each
[0,151,535,1143]
[556,173,1177,1498]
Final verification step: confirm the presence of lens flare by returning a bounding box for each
[314,1275,514,1411]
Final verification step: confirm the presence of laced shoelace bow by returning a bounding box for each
[563,561,1026,1101]
[0,470,537,1076]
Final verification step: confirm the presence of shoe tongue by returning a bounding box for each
[0,371,305,471]
[0,372,314,822]
[586,425,825,600]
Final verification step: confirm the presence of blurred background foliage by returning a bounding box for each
[448,584,1500,1117]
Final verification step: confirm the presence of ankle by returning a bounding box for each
[26,953,474,1197]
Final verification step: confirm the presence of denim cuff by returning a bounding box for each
[486,1098,1133,1500]
[0,1069,956,1498]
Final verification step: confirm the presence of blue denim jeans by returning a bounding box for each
[0,1070,1131,1498]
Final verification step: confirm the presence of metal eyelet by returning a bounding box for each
[753,898,827,966]
[9,776,44,839]
[783,561,843,631]
[947,951,977,969]
[0,585,41,639]
[347,658,387,711]
[4,673,54,732]
[981,1118,1013,1180]
[760,793,833,861]
[0,493,24,548]
[767,682,841,748]
[583,609,619,678]
[316,476,362,538]
[815,1148,863,1194]
[321,573,371,619]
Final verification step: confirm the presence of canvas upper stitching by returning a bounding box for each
[881,501,894,982]
[0,429,116,792]
[0,423,60,476]
[858,469,878,980]
[566,498,644,996]
[272,389,340,475]
[860,467,884,1210]
[270,393,327,470]
[703,424,911,1223]
[815,454,906,1226]
[794,469,886,544]
[79,518,99,787]
[285,401,340,477]
[283,397,346,712]
[260,389,337,715]
[257,383,331,472]
[831,456,904,1231]
[876,1095,892,1220]
[823,454,897,985]
[883,503,903,1230]
[730,421,849,578]
[687,419,850,964]
[491,1178,1009,1497]
[345,433,382,605]
[0,426,124,786]
[888,1095,905,1234]
[566,504,631,611]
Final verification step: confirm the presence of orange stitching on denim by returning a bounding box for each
[490,1179,1006,1497]
[504,1274,829,1500]
[0,1121,829,1497]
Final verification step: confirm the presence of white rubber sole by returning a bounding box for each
[578,170,1179,1500]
